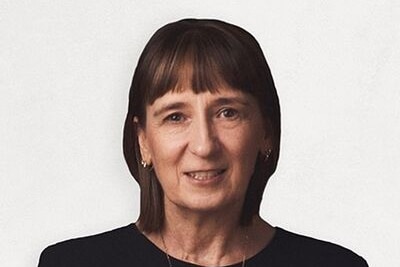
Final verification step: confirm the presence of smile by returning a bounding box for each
[185,169,226,181]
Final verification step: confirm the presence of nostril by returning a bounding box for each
[188,138,220,157]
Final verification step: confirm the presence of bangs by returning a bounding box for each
[141,24,256,105]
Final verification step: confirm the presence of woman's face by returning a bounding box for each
[138,86,268,214]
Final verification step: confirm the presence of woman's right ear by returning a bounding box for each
[134,117,151,164]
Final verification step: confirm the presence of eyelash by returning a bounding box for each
[163,108,240,124]
[164,112,185,123]
[218,108,239,119]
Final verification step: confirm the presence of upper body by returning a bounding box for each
[38,223,368,267]
[39,19,368,266]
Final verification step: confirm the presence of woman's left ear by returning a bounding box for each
[260,124,272,160]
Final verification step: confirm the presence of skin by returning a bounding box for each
[137,86,275,265]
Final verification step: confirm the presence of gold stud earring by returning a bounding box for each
[264,148,272,162]
[140,160,148,168]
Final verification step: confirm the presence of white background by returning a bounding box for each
[1,1,399,266]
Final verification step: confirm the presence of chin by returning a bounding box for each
[174,194,242,214]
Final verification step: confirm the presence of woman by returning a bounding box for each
[39,19,368,267]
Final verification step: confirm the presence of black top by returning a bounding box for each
[38,223,368,267]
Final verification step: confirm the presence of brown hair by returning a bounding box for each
[123,18,281,233]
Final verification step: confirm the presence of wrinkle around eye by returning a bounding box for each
[162,112,187,124]
[220,108,239,119]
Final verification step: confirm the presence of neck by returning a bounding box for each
[165,201,244,265]
[140,202,275,266]
[166,200,243,239]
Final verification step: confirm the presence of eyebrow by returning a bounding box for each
[152,96,251,118]
[213,97,251,107]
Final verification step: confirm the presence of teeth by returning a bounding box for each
[187,170,224,180]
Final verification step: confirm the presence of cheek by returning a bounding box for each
[223,124,263,158]
[222,125,263,183]
[147,132,185,171]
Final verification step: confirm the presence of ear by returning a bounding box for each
[260,135,272,152]
[134,117,152,164]
[260,119,273,152]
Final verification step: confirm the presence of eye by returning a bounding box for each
[218,108,239,119]
[164,112,185,123]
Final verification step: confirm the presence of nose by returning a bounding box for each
[188,117,220,158]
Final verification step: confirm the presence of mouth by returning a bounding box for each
[184,169,226,182]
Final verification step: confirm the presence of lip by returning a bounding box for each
[184,168,226,185]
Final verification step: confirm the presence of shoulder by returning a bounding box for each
[260,227,368,266]
[38,223,147,267]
